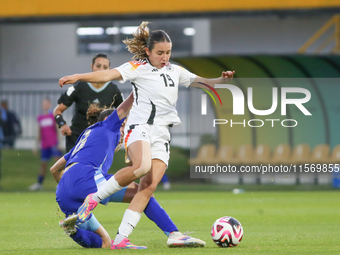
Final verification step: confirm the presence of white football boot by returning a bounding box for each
[59,214,78,236]
[29,183,42,191]
[167,231,206,247]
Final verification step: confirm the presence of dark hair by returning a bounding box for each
[123,21,171,60]
[147,30,171,51]
[87,103,115,125]
[92,53,110,66]
[86,103,123,152]
[98,109,115,122]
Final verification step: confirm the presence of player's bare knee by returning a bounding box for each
[148,182,158,193]
[141,182,158,197]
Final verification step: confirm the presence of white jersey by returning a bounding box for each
[116,59,197,126]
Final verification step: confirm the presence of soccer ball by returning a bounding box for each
[211,216,243,247]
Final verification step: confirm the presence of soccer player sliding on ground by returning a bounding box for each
[52,94,187,249]
[59,21,234,249]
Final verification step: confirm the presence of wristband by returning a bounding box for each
[55,114,67,128]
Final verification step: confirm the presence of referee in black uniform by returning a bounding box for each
[53,53,123,152]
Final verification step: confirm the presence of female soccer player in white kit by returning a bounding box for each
[59,21,234,249]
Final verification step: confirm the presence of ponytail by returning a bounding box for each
[123,21,150,60]
[123,21,172,60]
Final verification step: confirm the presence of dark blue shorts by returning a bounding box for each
[56,163,126,216]
[41,145,62,161]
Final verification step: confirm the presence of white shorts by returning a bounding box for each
[124,123,171,166]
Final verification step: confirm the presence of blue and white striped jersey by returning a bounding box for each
[64,110,125,173]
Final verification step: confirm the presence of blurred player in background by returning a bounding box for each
[59,21,233,248]
[53,53,123,152]
[0,108,4,182]
[30,98,62,191]
[161,173,171,190]
[52,95,183,249]
[0,100,22,149]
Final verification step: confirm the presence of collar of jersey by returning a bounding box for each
[145,58,170,70]
[87,82,110,93]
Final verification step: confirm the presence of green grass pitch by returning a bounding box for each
[0,191,339,254]
[0,149,339,254]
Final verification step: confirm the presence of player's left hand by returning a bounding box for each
[221,71,235,79]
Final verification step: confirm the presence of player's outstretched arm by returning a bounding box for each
[50,156,67,183]
[190,70,235,89]
[59,69,123,87]
[117,93,134,120]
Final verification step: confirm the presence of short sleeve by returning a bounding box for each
[177,65,197,88]
[115,62,139,83]
[103,110,125,132]
[64,150,73,162]
[57,82,80,107]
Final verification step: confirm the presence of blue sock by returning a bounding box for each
[70,228,102,248]
[144,197,178,236]
[161,174,169,183]
[37,175,44,184]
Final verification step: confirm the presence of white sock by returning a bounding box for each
[92,176,122,202]
[113,234,125,245]
[113,209,142,245]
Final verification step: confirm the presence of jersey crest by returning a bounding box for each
[166,65,174,72]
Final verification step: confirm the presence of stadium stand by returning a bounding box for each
[328,144,340,164]
[290,144,311,165]
[309,144,330,164]
[228,145,254,165]
[267,144,292,165]
[208,145,235,165]
[253,144,271,164]
[189,144,216,165]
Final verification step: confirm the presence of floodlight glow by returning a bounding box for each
[77,27,104,36]
[120,26,139,35]
[106,27,119,35]
[88,43,112,51]
[183,27,196,36]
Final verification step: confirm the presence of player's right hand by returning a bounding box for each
[59,74,78,87]
[60,124,72,136]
